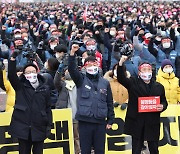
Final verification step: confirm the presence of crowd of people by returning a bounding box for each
[0,1,180,154]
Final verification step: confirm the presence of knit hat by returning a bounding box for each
[161,59,173,69]
[23,63,38,73]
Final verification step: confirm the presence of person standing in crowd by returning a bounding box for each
[41,57,59,109]
[68,44,114,154]
[54,65,80,154]
[156,59,180,104]
[8,53,52,154]
[117,55,168,154]
[104,63,129,109]
[0,60,15,112]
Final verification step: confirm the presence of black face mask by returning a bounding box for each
[86,22,92,26]
[117,23,123,29]
[79,29,83,34]
[139,34,144,41]
[154,40,161,46]
[16,45,23,50]
[160,26,166,31]
[96,25,103,30]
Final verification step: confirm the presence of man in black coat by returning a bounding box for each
[68,44,114,154]
[8,53,52,154]
[117,55,168,154]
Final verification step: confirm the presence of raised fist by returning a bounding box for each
[70,44,79,55]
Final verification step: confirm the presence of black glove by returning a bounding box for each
[11,49,20,58]
[120,103,128,110]
[113,102,120,108]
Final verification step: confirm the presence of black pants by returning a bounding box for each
[18,133,44,154]
[79,121,106,154]
[132,136,159,154]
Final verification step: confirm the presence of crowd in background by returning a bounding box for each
[0,1,180,153]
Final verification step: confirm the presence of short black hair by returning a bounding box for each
[23,63,38,73]
[16,66,23,72]
[84,56,97,65]
[47,57,60,71]
[54,44,67,53]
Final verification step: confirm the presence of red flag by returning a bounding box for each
[83,5,88,21]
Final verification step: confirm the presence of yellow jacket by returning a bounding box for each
[104,71,129,104]
[2,70,15,112]
[156,68,180,104]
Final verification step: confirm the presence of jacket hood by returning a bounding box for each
[104,71,114,81]
[157,67,175,79]
[104,70,131,81]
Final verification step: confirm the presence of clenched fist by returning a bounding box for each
[70,44,79,56]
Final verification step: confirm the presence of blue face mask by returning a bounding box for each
[86,45,97,51]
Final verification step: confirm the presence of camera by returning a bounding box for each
[37,41,44,50]
[76,56,83,68]
[22,48,36,62]
[60,53,69,66]
[113,39,124,52]
[120,42,134,57]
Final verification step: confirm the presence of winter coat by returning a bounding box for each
[68,55,114,125]
[40,69,59,108]
[8,60,52,141]
[175,56,180,78]
[54,71,77,121]
[104,71,128,104]
[0,69,15,112]
[117,65,168,141]
[156,68,180,104]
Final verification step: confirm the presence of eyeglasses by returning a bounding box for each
[24,70,36,74]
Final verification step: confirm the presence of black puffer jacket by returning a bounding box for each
[8,60,52,142]
[175,56,180,78]
[117,64,168,141]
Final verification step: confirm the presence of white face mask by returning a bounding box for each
[86,66,98,75]
[82,58,85,65]
[55,52,63,59]
[163,67,173,74]
[162,42,170,49]
[50,44,57,50]
[114,70,117,77]
[110,31,116,36]
[72,25,76,31]
[44,62,48,69]
[86,45,96,51]
[25,73,38,83]
[44,23,49,28]
[14,34,21,38]
[112,18,116,22]
[139,72,152,81]
[24,37,28,41]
